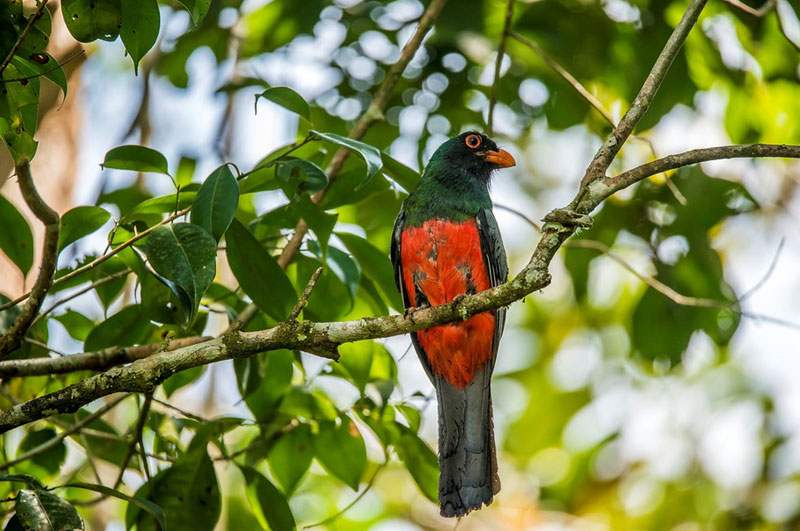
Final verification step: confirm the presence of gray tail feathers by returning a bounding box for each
[435,366,500,517]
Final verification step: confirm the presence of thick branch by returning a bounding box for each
[0,336,211,378]
[0,162,60,358]
[577,0,707,194]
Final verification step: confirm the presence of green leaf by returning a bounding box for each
[311,131,382,186]
[380,152,420,191]
[225,219,296,321]
[396,404,421,433]
[84,304,156,351]
[386,421,438,502]
[12,55,68,98]
[237,349,294,422]
[241,467,296,531]
[289,195,337,256]
[120,0,160,74]
[175,0,211,25]
[163,365,204,397]
[175,155,196,187]
[17,428,67,476]
[306,241,360,305]
[54,310,94,342]
[66,410,136,468]
[268,424,313,495]
[191,164,240,241]
[0,193,33,275]
[58,206,111,253]
[142,223,217,325]
[255,86,311,121]
[101,145,169,175]
[275,158,328,196]
[61,0,122,42]
[336,341,375,394]
[337,232,403,311]
[15,488,84,531]
[123,189,197,224]
[314,417,366,491]
[126,443,220,531]
[62,483,165,530]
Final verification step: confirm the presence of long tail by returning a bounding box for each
[436,365,500,517]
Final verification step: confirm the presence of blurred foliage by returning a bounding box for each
[1,0,800,529]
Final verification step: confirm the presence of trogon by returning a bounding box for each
[391,131,515,517]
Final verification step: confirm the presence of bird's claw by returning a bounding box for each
[543,208,593,229]
[450,294,467,311]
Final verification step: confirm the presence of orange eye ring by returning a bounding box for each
[465,134,482,149]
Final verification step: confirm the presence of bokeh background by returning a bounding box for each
[3,0,800,529]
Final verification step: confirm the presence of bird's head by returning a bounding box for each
[428,131,516,182]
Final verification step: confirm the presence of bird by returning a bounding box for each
[391,131,515,517]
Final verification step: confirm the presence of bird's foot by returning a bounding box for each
[404,303,429,324]
[543,208,593,229]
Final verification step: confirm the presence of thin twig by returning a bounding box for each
[740,238,785,301]
[580,143,800,210]
[722,0,775,17]
[32,269,132,326]
[0,207,190,313]
[288,267,324,321]
[0,394,128,471]
[3,50,85,84]
[487,0,515,136]
[0,0,50,77]
[0,162,60,358]
[151,397,207,423]
[112,394,152,491]
[493,203,541,232]
[567,239,800,330]
[509,31,615,127]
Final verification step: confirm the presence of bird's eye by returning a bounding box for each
[465,134,481,149]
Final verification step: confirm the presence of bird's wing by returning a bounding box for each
[391,206,437,381]
[391,206,409,305]
[476,208,508,370]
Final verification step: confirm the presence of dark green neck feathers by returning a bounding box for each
[403,134,494,226]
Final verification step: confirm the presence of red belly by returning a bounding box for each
[401,219,495,388]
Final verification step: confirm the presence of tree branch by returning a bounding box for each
[0,394,128,470]
[509,30,615,127]
[577,143,800,211]
[0,161,61,358]
[576,0,708,196]
[0,336,212,378]
[487,0,515,136]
